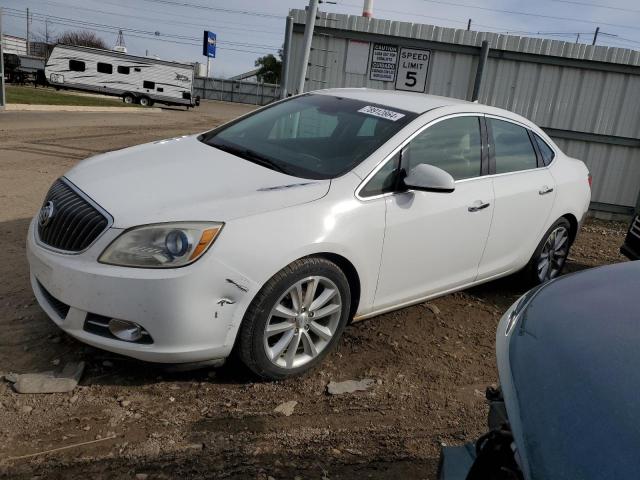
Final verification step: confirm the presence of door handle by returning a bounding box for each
[468,201,490,212]
[539,186,554,195]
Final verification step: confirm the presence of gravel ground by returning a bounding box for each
[0,101,630,479]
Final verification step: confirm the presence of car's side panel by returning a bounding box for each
[477,168,557,279]
[374,177,494,310]
[207,172,385,343]
[547,154,591,230]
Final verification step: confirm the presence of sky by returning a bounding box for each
[3,0,640,78]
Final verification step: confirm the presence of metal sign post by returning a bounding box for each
[0,8,5,111]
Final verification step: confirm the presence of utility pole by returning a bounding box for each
[280,16,293,99]
[296,0,319,95]
[26,8,30,55]
[1,8,5,110]
[575,33,580,43]
[592,27,599,45]
[467,18,471,31]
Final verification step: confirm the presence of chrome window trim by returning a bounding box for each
[355,112,484,201]
[35,176,114,255]
[355,112,558,202]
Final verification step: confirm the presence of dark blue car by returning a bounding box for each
[439,260,640,480]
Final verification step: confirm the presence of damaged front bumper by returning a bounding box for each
[26,218,257,364]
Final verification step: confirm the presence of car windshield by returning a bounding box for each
[199,94,417,179]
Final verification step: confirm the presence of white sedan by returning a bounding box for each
[27,89,591,379]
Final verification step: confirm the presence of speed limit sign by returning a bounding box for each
[395,47,430,92]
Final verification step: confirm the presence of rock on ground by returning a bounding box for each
[327,378,375,395]
[8,361,85,394]
[274,400,298,416]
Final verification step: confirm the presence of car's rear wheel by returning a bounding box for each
[123,93,135,104]
[138,96,151,107]
[238,257,350,380]
[525,218,572,284]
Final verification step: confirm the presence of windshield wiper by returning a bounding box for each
[213,143,289,175]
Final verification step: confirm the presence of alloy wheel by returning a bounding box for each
[263,276,342,369]
[537,226,569,282]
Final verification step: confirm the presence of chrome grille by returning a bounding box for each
[37,179,110,252]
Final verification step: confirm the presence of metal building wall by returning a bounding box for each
[287,9,640,215]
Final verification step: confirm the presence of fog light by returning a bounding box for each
[108,318,143,342]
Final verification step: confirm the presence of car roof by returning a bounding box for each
[313,88,538,130]
[314,88,471,114]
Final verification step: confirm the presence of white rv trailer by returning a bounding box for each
[45,44,199,107]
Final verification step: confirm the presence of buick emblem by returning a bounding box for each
[38,201,55,228]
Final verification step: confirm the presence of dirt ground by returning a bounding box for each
[0,101,630,479]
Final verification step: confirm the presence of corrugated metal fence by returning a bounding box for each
[194,77,280,106]
[288,9,640,216]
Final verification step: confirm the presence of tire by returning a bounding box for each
[139,96,151,107]
[524,217,572,285]
[123,93,135,104]
[238,257,351,380]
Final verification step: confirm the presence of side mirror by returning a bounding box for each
[403,164,455,193]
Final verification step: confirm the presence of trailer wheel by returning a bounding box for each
[123,93,135,104]
[139,96,151,107]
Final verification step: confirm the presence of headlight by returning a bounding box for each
[99,222,223,268]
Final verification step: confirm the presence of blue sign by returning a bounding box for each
[203,31,216,58]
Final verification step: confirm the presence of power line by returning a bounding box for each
[551,0,640,14]
[36,0,283,36]
[3,10,278,55]
[136,0,282,19]
[420,0,640,33]
[5,8,280,50]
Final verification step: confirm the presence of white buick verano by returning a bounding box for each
[27,89,591,379]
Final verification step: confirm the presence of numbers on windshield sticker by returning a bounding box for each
[358,106,405,122]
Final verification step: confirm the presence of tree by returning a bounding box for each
[254,53,282,84]
[56,31,108,49]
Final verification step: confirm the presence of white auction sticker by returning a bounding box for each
[358,105,405,121]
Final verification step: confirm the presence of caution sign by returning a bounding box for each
[395,47,430,92]
[369,43,398,82]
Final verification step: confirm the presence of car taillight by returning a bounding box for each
[588,173,593,188]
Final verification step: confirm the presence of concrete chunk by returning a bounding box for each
[327,378,375,395]
[9,362,85,394]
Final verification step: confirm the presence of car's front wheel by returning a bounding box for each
[237,257,351,380]
[525,217,572,284]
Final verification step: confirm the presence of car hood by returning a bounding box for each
[65,135,330,228]
[498,261,640,480]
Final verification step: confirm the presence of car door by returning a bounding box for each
[476,116,557,279]
[367,114,494,311]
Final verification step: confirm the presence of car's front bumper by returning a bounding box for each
[26,218,257,363]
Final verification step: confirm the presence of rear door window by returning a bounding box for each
[533,133,556,166]
[489,119,538,174]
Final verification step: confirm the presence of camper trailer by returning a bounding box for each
[45,44,198,108]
